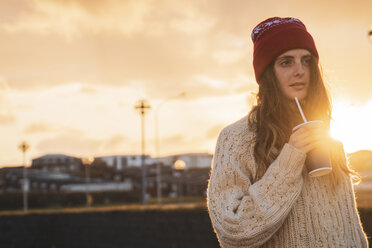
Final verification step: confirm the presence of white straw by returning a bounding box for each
[294,97,308,123]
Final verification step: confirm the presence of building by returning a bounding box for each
[96,155,156,170]
[156,153,212,169]
[31,154,82,173]
[0,166,85,192]
[143,152,212,199]
[1,152,213,198]
[60,180,133,193]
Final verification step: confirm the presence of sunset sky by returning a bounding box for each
[1,0,372,167]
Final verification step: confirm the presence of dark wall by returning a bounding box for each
[0,206,219,248]
[0,191,141,210]
[0,207,371,248]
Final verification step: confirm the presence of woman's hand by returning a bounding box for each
[288,122,328,153]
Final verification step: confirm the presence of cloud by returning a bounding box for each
[36,129,140,157]
[0,77,11,91]
[102,134,125,150]
[0,0,216,38]
[168,3,216,35]
[23,121,54,134]
[0,0,150,37]
[101,134,137,154]
[0,0,371,103]
[79,85,98,94]
[0,77,16,124]
[0,113,16,124]
[0,29,255,99]
[0,0,253,99]
[157,133,213,155]
[36,129,102,156]
[0,0,34,24]
[157,134,191,155]
[212,49,246,64]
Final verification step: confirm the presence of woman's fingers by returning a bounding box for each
[293,134,322,147]
[289,123,328,153]
[290,135,323,152]
[293,122,326,137]
[302,140,326,154]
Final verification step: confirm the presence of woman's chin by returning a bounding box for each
[289,91,307,100]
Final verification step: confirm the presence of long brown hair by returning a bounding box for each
[248,55,358,183]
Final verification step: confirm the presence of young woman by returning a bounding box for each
[207,17,368,248]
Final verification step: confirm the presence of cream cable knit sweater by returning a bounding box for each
[207,116,368,248]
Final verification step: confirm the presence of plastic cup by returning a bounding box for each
[292,120,332,177]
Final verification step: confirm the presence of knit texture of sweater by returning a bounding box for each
[207,116,368,248]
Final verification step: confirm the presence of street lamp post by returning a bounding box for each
[154,92,186,204]
[18,141,30,214]
[174,159,186,203]
[82,157,95,208]
[135,99,151,205]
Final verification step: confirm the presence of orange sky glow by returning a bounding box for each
[1,0,372,166]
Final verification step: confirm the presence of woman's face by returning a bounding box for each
[273,49,311,100]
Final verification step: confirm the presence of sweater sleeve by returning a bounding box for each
[207,127,307,248]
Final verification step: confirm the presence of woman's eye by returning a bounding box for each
[303,58,312,66]
[280,60,291,66]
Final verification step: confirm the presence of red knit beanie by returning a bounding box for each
[252,17,319,83]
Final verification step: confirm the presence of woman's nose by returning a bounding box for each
[294,61,305,76]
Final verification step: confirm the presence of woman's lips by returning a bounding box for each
[290,82,306,90]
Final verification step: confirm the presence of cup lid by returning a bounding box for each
[308,167,332,177]
[293,120,324,132]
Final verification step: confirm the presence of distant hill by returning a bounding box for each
[348,150,372,172]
